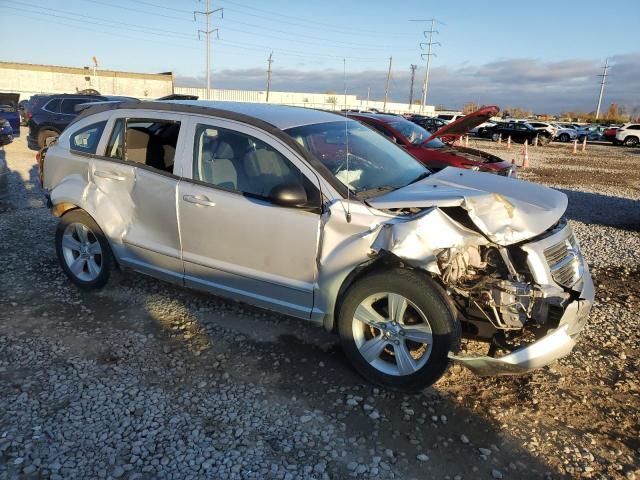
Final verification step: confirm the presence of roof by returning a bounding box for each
[347,112,406,124]
[165,101,345,130]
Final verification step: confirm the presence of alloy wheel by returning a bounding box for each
[61,222,103,282]
[352,292,433,376]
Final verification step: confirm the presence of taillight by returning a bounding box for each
[27,111,32,119]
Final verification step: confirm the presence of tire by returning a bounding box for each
[559,133,570,142]
[623,136,639,147]
[338,268,460,391]
[55,209,112,290]
[538,134,551,146]
[491,132,500,142]
[37,129,58,148]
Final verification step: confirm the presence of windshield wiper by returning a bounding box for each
[356,185,396,199]
[408,171,431,185]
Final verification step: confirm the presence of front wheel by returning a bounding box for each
[491,132,500,142]
[338,269,460,391]
[624,136,639,147]
[55,209,112,289]
[559,133,570,142]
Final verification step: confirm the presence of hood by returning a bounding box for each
[367,167,567,245]
[424,106,499,144]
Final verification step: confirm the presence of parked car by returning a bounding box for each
[603,126,619,143]
[478,122,552,145]
[408,115,448,132]
[0,144,8,203]
[18,99,29,126]
[349,107,515,176]
[526,121,558,139]
[547,123,579,142]
[0,93,21,138]
[436,113,464,124]
[614,123,640,147]
[27,93,136,150]
[0,119,14,146]
[41,100,593,390]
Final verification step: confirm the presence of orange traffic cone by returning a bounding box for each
[507,136,512,149]
[498,134,502,144]
[581,136,587,152]
[465,135,469,147]
[572,140,577,154]
[522,141,529,168]
[534,135,539,147]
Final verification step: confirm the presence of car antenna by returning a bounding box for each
[343,57,352,223]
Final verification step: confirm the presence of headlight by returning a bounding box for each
[1,120,10,129]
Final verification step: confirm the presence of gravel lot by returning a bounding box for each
[1,131,638,479]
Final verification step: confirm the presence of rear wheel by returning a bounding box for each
[338,269,460,391]
[559,133,570,142]
[55,209,112,289]
[623,136,639,147]
[491,132,500,142]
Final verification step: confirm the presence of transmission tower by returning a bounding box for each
[595,58,609,120]
[194,0,223,100]
[409,19,441,114]
[408,64,417,107]
[266,52,274,102]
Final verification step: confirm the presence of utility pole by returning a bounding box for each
[266,52,273,102]
[383,56,392,112]
[410,18,441,114]
[408,64,417,108]
[595,58,609,120]
[194,0,223,100]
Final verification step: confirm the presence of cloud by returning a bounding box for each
[176,53,640,114]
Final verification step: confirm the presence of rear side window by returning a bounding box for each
[43,98,61,113]
[61,98,90,115]
[105,118,180,173]
[70,121,107,154]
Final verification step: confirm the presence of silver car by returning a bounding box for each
[42,101,594,390]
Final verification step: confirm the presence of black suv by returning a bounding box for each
[27,94,135,150]
[478,121,552,145]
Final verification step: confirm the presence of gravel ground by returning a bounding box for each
[1,132,638,479]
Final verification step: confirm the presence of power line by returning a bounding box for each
[595,58,609,120]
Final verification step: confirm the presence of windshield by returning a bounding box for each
[387,120,445,148]
[285,121,429,195]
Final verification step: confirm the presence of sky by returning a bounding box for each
[1,0,639,113]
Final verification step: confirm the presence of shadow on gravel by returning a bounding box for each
[124,281,561,479]
[561,188,640,232]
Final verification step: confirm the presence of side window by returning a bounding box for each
[630,125,640,130]
[122,119,181,173]
[44,98,61,113]
[192,123,320,205]
[70,121,107,154]
[61,99,89,115]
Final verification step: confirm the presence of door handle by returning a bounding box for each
[94,170,125,181]
[183,194,216,207]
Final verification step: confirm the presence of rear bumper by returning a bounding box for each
[449,264,594,376]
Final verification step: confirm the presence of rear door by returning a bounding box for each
[177,116,323,318]
[92,113,185,283]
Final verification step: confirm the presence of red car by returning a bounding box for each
[348,106,515,177]
[603,126,619,143]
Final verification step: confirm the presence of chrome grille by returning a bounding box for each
[544,234,581,288]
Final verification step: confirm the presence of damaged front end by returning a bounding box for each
[318,168,594,377]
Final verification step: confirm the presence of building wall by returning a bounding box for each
[0,62,173,100]
[174,86,436,115]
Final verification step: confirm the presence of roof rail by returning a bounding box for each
[74,99,141,113]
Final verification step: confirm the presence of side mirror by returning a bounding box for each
[270,182,308,208]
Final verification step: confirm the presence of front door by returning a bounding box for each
[177,118,323,318]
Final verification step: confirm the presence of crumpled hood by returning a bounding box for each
[367,167,567,245]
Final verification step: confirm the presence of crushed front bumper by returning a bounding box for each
[449,263,594,376]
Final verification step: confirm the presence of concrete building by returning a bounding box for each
[0,60,438,115]
[0,61,174,100]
